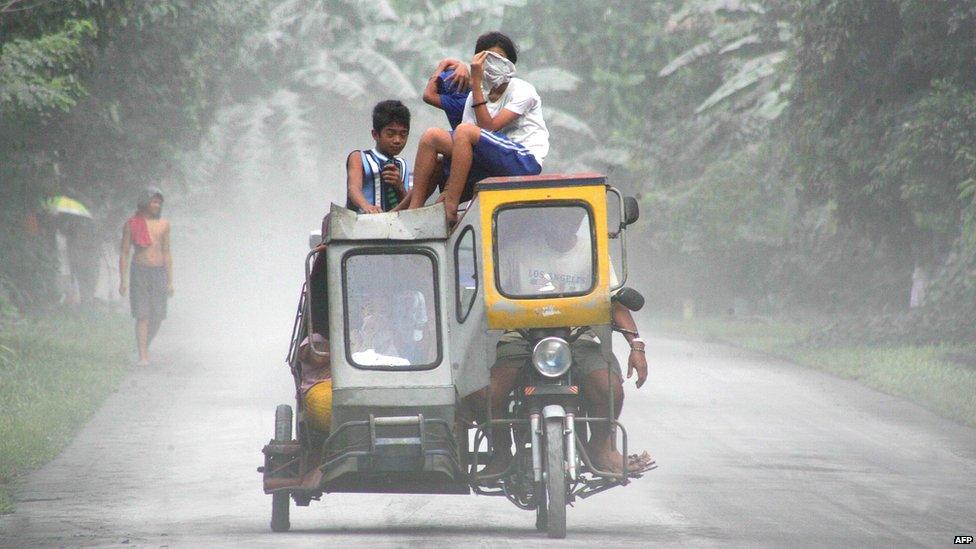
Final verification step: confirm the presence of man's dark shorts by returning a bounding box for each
[493,338,622,379]
[130,263,168,321]
[441,129,542,201]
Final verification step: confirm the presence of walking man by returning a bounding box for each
[119,187,173,366]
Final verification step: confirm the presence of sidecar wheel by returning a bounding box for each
[270,405,293,532]
[271,493,290,532]
[274,404,293,441]
[544,417,567,539]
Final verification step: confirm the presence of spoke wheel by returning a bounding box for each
[270,404,292,533]
[544,417,567,539]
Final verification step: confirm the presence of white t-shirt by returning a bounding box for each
[501,235,592,295]
[499,225,618,296]
[497,226,619,344]
[461,77,550,162]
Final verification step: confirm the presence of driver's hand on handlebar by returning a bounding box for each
[627,348,648,388]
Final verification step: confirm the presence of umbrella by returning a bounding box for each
[45,196,92,219]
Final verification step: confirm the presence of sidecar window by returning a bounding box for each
[455,226,478,322]
[494,203,596,299]
[342,249,441,370]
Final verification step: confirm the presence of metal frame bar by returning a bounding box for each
[468,418,530,482]
[605,185,628,291]
[303,245,329,357]
[318,415,460,475]
[467,416,629,486]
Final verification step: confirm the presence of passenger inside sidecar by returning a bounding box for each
[344,253,438,367]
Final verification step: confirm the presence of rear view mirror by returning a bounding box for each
[623,197,640,226]
[613,287,645,312]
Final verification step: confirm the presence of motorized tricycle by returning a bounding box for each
[260,173,651,538]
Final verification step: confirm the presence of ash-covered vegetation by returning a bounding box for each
[1,0,974,343]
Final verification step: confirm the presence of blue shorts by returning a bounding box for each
[442,129,542,198]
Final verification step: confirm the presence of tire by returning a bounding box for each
[274,404,293,442]
[544,417,567,539]
[270,404,293,532]
[535,480,548,531]
[271,493,290,532]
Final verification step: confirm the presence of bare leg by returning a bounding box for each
[135,319,150,364]
[408,128,454,209]
[581,369,625,472]
[147,317,162,346]
[478,365,520,476]
[439,124,481,222]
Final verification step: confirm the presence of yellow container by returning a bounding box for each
[304,379,333,431]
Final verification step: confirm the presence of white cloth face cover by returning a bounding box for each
[482,50,516,91]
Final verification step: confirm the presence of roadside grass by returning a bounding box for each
[0,309,130,513]
[651,316,976,428]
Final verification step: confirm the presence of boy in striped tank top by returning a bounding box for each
[346,100,411,213]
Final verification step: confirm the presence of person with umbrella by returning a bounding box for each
[45,196,99,306]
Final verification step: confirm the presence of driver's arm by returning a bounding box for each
[613,302,647,388]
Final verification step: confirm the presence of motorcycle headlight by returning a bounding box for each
[532,337,572,378]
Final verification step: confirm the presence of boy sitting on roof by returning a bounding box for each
[346,100,411,214]
[407,31,550,223]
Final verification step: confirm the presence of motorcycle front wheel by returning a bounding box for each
[544,417,567,539]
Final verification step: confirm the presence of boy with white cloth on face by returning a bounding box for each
[406,31,550,224]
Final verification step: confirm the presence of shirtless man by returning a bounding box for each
[119,188,173,366]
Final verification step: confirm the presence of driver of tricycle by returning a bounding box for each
[479,206,648,476]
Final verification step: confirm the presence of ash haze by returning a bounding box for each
[1,1,974,547]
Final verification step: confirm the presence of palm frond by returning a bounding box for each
[403,0,526,26]
[544,107,596,139]
[658,41,716,77]
[695,50,785,113]
[351,0,398,22]
[522,67,581,92]
[667,0,765,32]
[342,47,418,97]
[294,50,369,99]
[717,33,761,54]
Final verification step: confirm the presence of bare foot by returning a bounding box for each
[136,358,150,367]
[591,446,627,474]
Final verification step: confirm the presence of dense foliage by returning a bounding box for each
[502,0,976,341]
[0,0,261,310]
[2,0,973,340]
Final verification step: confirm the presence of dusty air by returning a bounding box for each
[1,2,973,546]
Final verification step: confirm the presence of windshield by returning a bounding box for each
[343,250,440,369]
[494,204,595,299]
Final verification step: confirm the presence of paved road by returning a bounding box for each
[2,323,973,547]
[1,229,974,547]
